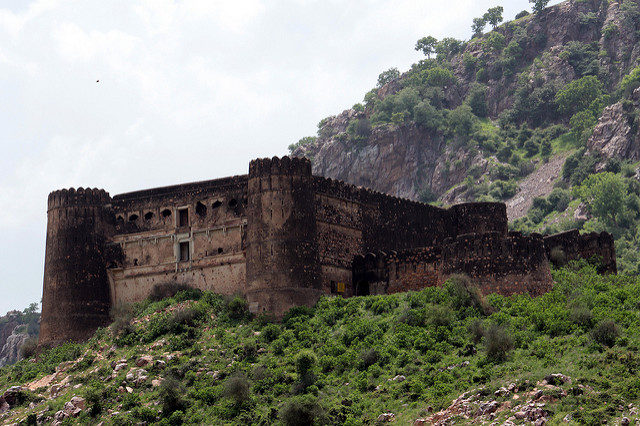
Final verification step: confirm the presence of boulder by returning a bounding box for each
[2,386,25,407]
[136,355,153,367]
[70,396,86,410]
[377,412,395,422]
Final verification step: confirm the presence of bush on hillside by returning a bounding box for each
[591,319,619,347]
[280,394,325,426]
[224,373,251,406]
[485,325,513,362]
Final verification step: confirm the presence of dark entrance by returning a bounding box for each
[178,208,189,227]
[356,281,370,296]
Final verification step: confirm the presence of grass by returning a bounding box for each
[1,264,640,424]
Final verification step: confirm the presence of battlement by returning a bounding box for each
[47,187,111,209]
[449,202,508,236]
[544,230,616,273]
[249,156,311,177]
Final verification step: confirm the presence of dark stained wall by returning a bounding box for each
[39,188,115,347]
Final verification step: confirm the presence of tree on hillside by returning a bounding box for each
[472,17,487,38]
[484,6,504,29]
[415,36,438,58]
[555,75,604,117]
[530,0,550,14]
[377,68,400,87]
[435,38,463,61]
[575,172,627,227]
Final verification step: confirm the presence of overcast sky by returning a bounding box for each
[0,0,562,315]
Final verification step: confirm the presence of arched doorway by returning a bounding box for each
[356,280,370,296]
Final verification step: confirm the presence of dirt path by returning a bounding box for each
[506,152,570,221]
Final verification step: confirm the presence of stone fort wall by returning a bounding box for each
[38,156,616,347]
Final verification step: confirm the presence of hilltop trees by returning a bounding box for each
[485,6,504,29]
[530,0,550,14]
[472,6,504,37]
[472,17,487,38]
[377,68,400,87]
[415,36,438,58]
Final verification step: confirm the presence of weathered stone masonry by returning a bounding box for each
[39,156,616,347]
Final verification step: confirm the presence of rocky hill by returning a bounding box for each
[0,307,39,368]
[291,0,640,273]
[0,265,639,425]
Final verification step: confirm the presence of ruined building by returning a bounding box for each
[39,156,616,347]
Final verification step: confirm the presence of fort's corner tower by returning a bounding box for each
[245,157,323,316]
[39,188,114,347]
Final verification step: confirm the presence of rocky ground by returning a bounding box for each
[506,153,570,221]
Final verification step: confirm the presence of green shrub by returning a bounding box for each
[591,319,620,347]
[160,377,187,416]
[224,373,250,406]
[110,303,135,336]
[561,41,600,78]
[485,325,513,362]
[413,100,444,130]
[227,296,250,320]
[550,247,567,266]
[261,324,281,343]
[377,68,400,87]
[359,348,379,370]
[19,337,38,360]
[466,84,488,118]
[279,394,325,426]
[468,319,485,344]
[446,274,487,314]
[570,306,593,329]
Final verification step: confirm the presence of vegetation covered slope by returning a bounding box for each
[1,264,640,425]
[290,0,640,274]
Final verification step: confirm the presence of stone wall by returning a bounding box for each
[353,231,554,298]
[543,230,617,273]
[107,175,248,305]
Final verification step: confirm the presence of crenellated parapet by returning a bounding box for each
[47,187,111,210]
[448,202,508,236]
[249,156,312,177]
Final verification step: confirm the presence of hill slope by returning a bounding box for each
[291,0,640,273]
[0,265,639,425]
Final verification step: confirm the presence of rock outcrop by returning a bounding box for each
[588,88,640,161]
[0,327,29,367]
[0,310,39,367]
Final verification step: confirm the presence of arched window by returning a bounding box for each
[196,201,207,217]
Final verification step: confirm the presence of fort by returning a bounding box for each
[39,156,616,347]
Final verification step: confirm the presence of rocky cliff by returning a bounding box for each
[0,310,39,367]
[292,0,640,207]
